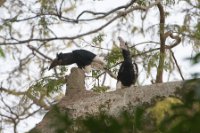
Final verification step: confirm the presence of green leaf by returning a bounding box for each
[136,0,147,6]
[194,22,200,40]
[106,47,122,67]
[0,47,5,58]
[29,77,65,97]
[192,53,200,64]
[92,33,105,45]
[134,107,145,130]
[147,52,159,75]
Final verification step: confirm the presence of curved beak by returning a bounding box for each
[48,59,59,70]
[118,36,127,50]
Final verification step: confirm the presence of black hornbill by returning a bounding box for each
[117,37,138,89]
[49,49,106,73]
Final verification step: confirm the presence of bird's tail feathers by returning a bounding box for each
[91,56,106,69]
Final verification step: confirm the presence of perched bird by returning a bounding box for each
[116,37,138,89]
[49,49,106,73]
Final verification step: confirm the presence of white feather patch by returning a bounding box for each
[91,56,106,69]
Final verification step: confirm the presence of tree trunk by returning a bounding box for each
[29,67,184,133]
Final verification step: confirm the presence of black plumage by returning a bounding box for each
[49,49,105,72]
[117,37,138,87]
[72,50,96,68]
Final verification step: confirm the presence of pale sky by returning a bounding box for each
[0,0,200,132]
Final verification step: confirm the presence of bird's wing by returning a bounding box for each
[73,50,96,59]
[72,50,96,67]
[117,63,125,80]
[74,50,96,60]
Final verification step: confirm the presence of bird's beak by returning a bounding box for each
[48,59,59,70]
[118,36,125,44]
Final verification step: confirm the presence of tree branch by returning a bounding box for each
[170,50,185,81]
[76,0,136,21]
[0,1,162,46]
[165,31,182,49]
[156,2,165,83]
[0,87,50,110]
[27,45,53,61]
[30,80,186,133]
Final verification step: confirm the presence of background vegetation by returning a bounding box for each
[0,0,199,132]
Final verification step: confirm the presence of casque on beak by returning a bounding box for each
[48,59,60,70]
[118,36,128,50]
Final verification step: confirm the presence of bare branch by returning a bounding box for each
[76,0,136,21]
[104,68,117,79]
[156,2,165,83]
[0,0,5,6]
[0,87,25,96]
[170,50,185,81]
[0,87,50,110]
[27,45,53,61]
[0,1,163,46]
[165,31,182,49]
[0,94,19,133]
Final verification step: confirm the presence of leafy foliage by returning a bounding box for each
[146,52,159,76]
[148,97,182,125]
[0,47,5,58]
[92,33,105,45]
[159,79,200,133]
[194,22,200,40]
[106,47,123,67]
[192,52,200,65]
[28,77,65,97]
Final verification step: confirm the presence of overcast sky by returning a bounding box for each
[0,0,200,132]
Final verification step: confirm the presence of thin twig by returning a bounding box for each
[104,68,117,79]
[0,1,162,46]
[76,0,136,21]
[170,50,185,81]
[27,45,53,61]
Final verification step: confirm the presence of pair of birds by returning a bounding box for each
[49,37,138,88]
